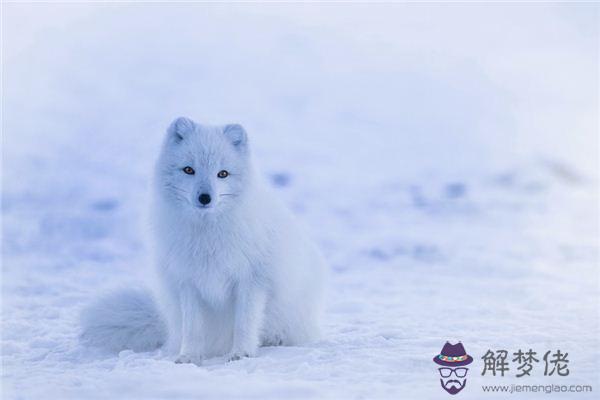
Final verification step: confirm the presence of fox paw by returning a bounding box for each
[262,335,284,347]
[175,354,202,366]
[227,351,251,362]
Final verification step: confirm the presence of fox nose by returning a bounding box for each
[199,193,211,205]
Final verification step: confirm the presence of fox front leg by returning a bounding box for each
[175,285,204,366]
[227,281,266,362]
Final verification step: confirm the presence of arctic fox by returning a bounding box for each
[80,117,326,364]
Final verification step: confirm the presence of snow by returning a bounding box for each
[2,3,598,399]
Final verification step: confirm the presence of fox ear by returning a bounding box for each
[167,117,195,142]
[223,124,248,150]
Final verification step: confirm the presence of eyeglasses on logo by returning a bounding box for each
[433,341,473,395]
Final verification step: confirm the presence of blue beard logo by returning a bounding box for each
[440,378,467,395]
[433,342,473,395]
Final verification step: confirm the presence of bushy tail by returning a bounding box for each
[80,287,167,353]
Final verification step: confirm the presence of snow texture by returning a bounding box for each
[2,3,598,399]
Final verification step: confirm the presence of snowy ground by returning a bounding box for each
[2,3,599,399]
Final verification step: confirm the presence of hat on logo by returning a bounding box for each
[433,342,473,367]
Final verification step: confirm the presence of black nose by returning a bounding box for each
[199,193,211,205]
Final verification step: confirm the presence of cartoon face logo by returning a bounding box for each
[433,342,473,395]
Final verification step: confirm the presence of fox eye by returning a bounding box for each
[182,166,195,175]
[217,170,229,178]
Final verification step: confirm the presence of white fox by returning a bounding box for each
[80,117,326,364]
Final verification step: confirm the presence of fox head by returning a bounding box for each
[155,117,252,214]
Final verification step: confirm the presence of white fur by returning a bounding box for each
[80,288,167,353]
[80,117,326,364]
